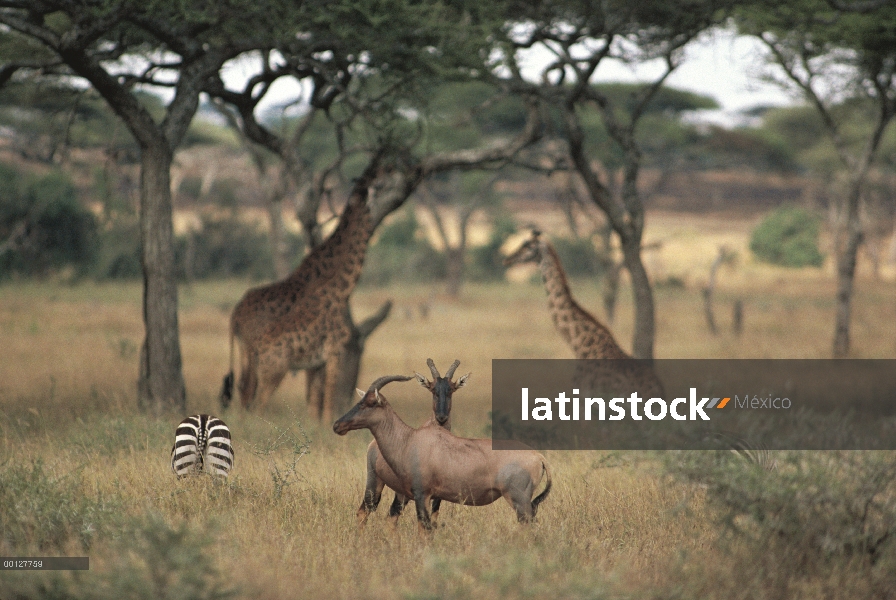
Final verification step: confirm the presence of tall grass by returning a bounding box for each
[1,215,894,598]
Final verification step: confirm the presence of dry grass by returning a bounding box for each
[1,212,895,599]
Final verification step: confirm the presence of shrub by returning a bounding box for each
[551,235,608,277]
[0,167,99,278]
[0,513,235,600]
[666,450,896,595]
[94,217,142,280]
[0,459,120,552]
[750,205,824,267]
[469,215,516,282]
[361,207,446,285]
[178,213,276,280]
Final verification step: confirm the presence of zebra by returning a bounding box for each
[713,431,778,472]
[171,414,234,478]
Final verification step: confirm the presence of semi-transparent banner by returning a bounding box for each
[490,359,896,450]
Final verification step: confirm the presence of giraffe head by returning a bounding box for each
[503,229,546,267]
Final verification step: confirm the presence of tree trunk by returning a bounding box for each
[309,300,393,417]
[833,183,863,357]
[702,247,727,336]
[622,241,655,360]
[267,195,291,279]
[602,263,620,326]
[445,247,465,298]
[137,144,186,414]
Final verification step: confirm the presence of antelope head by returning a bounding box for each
[414,358,470,427]
[503,229,545,267]
[333,375,413,435]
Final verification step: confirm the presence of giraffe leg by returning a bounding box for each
[321,350,344,423]
[254,357,287,411]
[239,350,258,410]
[306,365,325,419]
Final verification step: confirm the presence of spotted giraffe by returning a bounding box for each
[504,229,663,397]
[504,229,632,359]
[221,159,381,420]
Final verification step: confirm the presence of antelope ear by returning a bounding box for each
[374,389,383,405]
[414,372,428,386]
[356,388,365,398]
[457,372,472,388]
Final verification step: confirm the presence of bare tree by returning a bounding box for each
[738,0,896,356]
[503,0,728,358]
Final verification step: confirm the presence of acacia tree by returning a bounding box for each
[205,6,544,415]
[0,1,331,413]
[500,0,729,359]
[736,0,896,357]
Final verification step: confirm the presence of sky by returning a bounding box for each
[222,28,796,128]
[514,27,796,127]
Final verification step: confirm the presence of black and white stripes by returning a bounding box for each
[714,432,778,472]
[171,414,234,478]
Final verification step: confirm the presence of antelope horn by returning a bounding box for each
[444,359,461,380]
[368,374,414,393]
[427,358,440,379]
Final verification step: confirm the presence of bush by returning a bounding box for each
[361,207,446,285]
[469,215,516,282]
[750,205,824,267]
[0,459,120,553]
[666,450,896,596]
[178,213,278,280]
[94,211,305,281]
[551,235,609,278]
[0,513,235,600]
[0,166,99,278]
[94,217,142,279]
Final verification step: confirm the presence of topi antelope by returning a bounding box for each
[356,359,470,527]
[334,375,552,531]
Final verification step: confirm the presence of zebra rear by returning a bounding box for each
[713,431,778,472]
[171,414,234,478]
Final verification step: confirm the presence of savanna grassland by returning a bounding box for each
[1,211,895,599]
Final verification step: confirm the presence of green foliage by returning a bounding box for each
[0,81,139,161]
[361,206,446,285]
[593,83,720,117]
[100,513,236,600]
[177,213,303,281]
[0,166,99,279]
[0,459,120,552]
[667,450,896,594]
[469,214,517,282]
[552,235,609,278]
[2,513,236,600]
[750,205,825,267]
[93,212,304,281]
[93,218,142,280]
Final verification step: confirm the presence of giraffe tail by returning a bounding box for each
[220,322,236,410]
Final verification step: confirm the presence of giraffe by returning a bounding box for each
[503,229,632,359]
[220,159,381,420]
[503,229,664,398]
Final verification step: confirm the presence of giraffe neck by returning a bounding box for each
[538,242,624,356]
[539,243,577,320]
[286,189,374,296]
